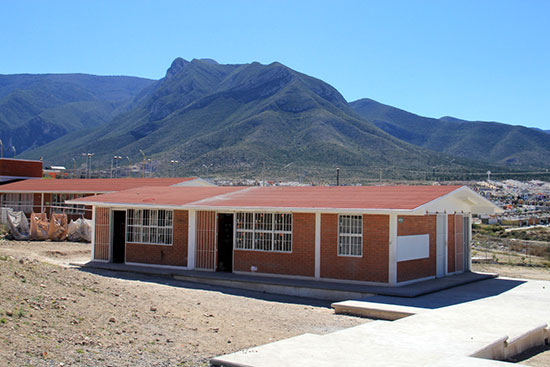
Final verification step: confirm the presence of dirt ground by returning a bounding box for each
[472,262,550,281]
[0,240,367,366]
[2,240,550,367]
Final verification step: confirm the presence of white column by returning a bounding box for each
[40,193,44,213]
[315,212,321,279]
[388,213,398,285]
[444,213,449,275]
[91,206,96,261]
[187,210,196,269]
[468,213,473,271]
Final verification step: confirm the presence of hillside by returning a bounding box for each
[350,98,550,168]
[22,58,486,180]
[0,74,154,155]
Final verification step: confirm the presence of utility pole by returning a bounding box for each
[111,156,122,178]
[72,158,77,178]
[139,149,146,178]
[126,156,131,177]
[336,167,340,186]
[82,153,94,179]
[170,160,178,177]
[487,171,491,181]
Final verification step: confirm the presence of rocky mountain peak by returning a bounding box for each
[166,58,190,79]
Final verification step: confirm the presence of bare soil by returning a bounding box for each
[0,240,367,366]
[2,240,549,367]
[473,262,550,281]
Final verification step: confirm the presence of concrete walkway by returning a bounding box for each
[211,277,550,367]
[77,261,494,300]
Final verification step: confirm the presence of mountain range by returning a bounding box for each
[1,58,547,180]
[0,74,154,154]
[350,99,550,168]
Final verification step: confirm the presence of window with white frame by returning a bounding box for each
[338,215,363,256]
[126,209,173,245]
[1,193,33,212]
[51,193,86,214]
[235,212,292,252]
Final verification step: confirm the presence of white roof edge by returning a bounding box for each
[413,186,503,214]
[66,200,420,215]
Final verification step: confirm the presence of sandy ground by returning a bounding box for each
[0,240,367,366]
[1,240,549,366]
[472,262,550,281]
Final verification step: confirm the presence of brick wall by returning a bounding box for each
[33,193,43,214]
[94,207,110,261]
[396,215,437,283]
[125,210,188,267]
[0,158,42,178]
[320,214,389,283]
[233,213,316,277]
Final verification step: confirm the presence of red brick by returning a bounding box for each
[396,215,436,283]
[320,214,389,283]
[233,213,316,277]
[126,210,188,267]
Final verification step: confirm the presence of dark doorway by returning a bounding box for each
[112,211,126,263]
[217,213,234,272]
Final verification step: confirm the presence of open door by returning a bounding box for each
[112,210,126,263]
[217,213,234,272]
[436,214,447,278]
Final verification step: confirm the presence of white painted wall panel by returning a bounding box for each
[397,234,430,262]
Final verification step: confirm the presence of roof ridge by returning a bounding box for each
[186,186,257,206]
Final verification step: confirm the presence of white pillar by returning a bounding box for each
[468,213,473,271]
[388,213,398,285]
[444,213,449,275]
[40,193,44,213]
[315,212,321,279]
[188,210,196,269]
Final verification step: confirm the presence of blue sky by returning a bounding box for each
[2,0,549,129]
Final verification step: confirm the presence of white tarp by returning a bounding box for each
[67,218,92,242]
[7,209,30,240]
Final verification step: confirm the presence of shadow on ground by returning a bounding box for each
[77,266,335,308]
[358,278,526,309]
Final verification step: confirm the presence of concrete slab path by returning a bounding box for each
[211,278,550,367]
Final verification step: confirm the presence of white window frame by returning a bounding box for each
[338,214,363,257]
[126,209,173,246]
[51,193,86,215]
[235,212,292,253]
[1,193,33,212]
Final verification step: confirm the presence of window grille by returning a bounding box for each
[1,193,33,212]
[127,209,173,245]
[338,215,363,256]
[235,212,292,252]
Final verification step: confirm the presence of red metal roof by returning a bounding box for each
[72,186,246,206]
[192,185,463,210]
[73,185,462,211]
[0,177,197,193]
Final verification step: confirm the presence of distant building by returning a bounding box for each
[0,177,214,220]
[0,158,43,184]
